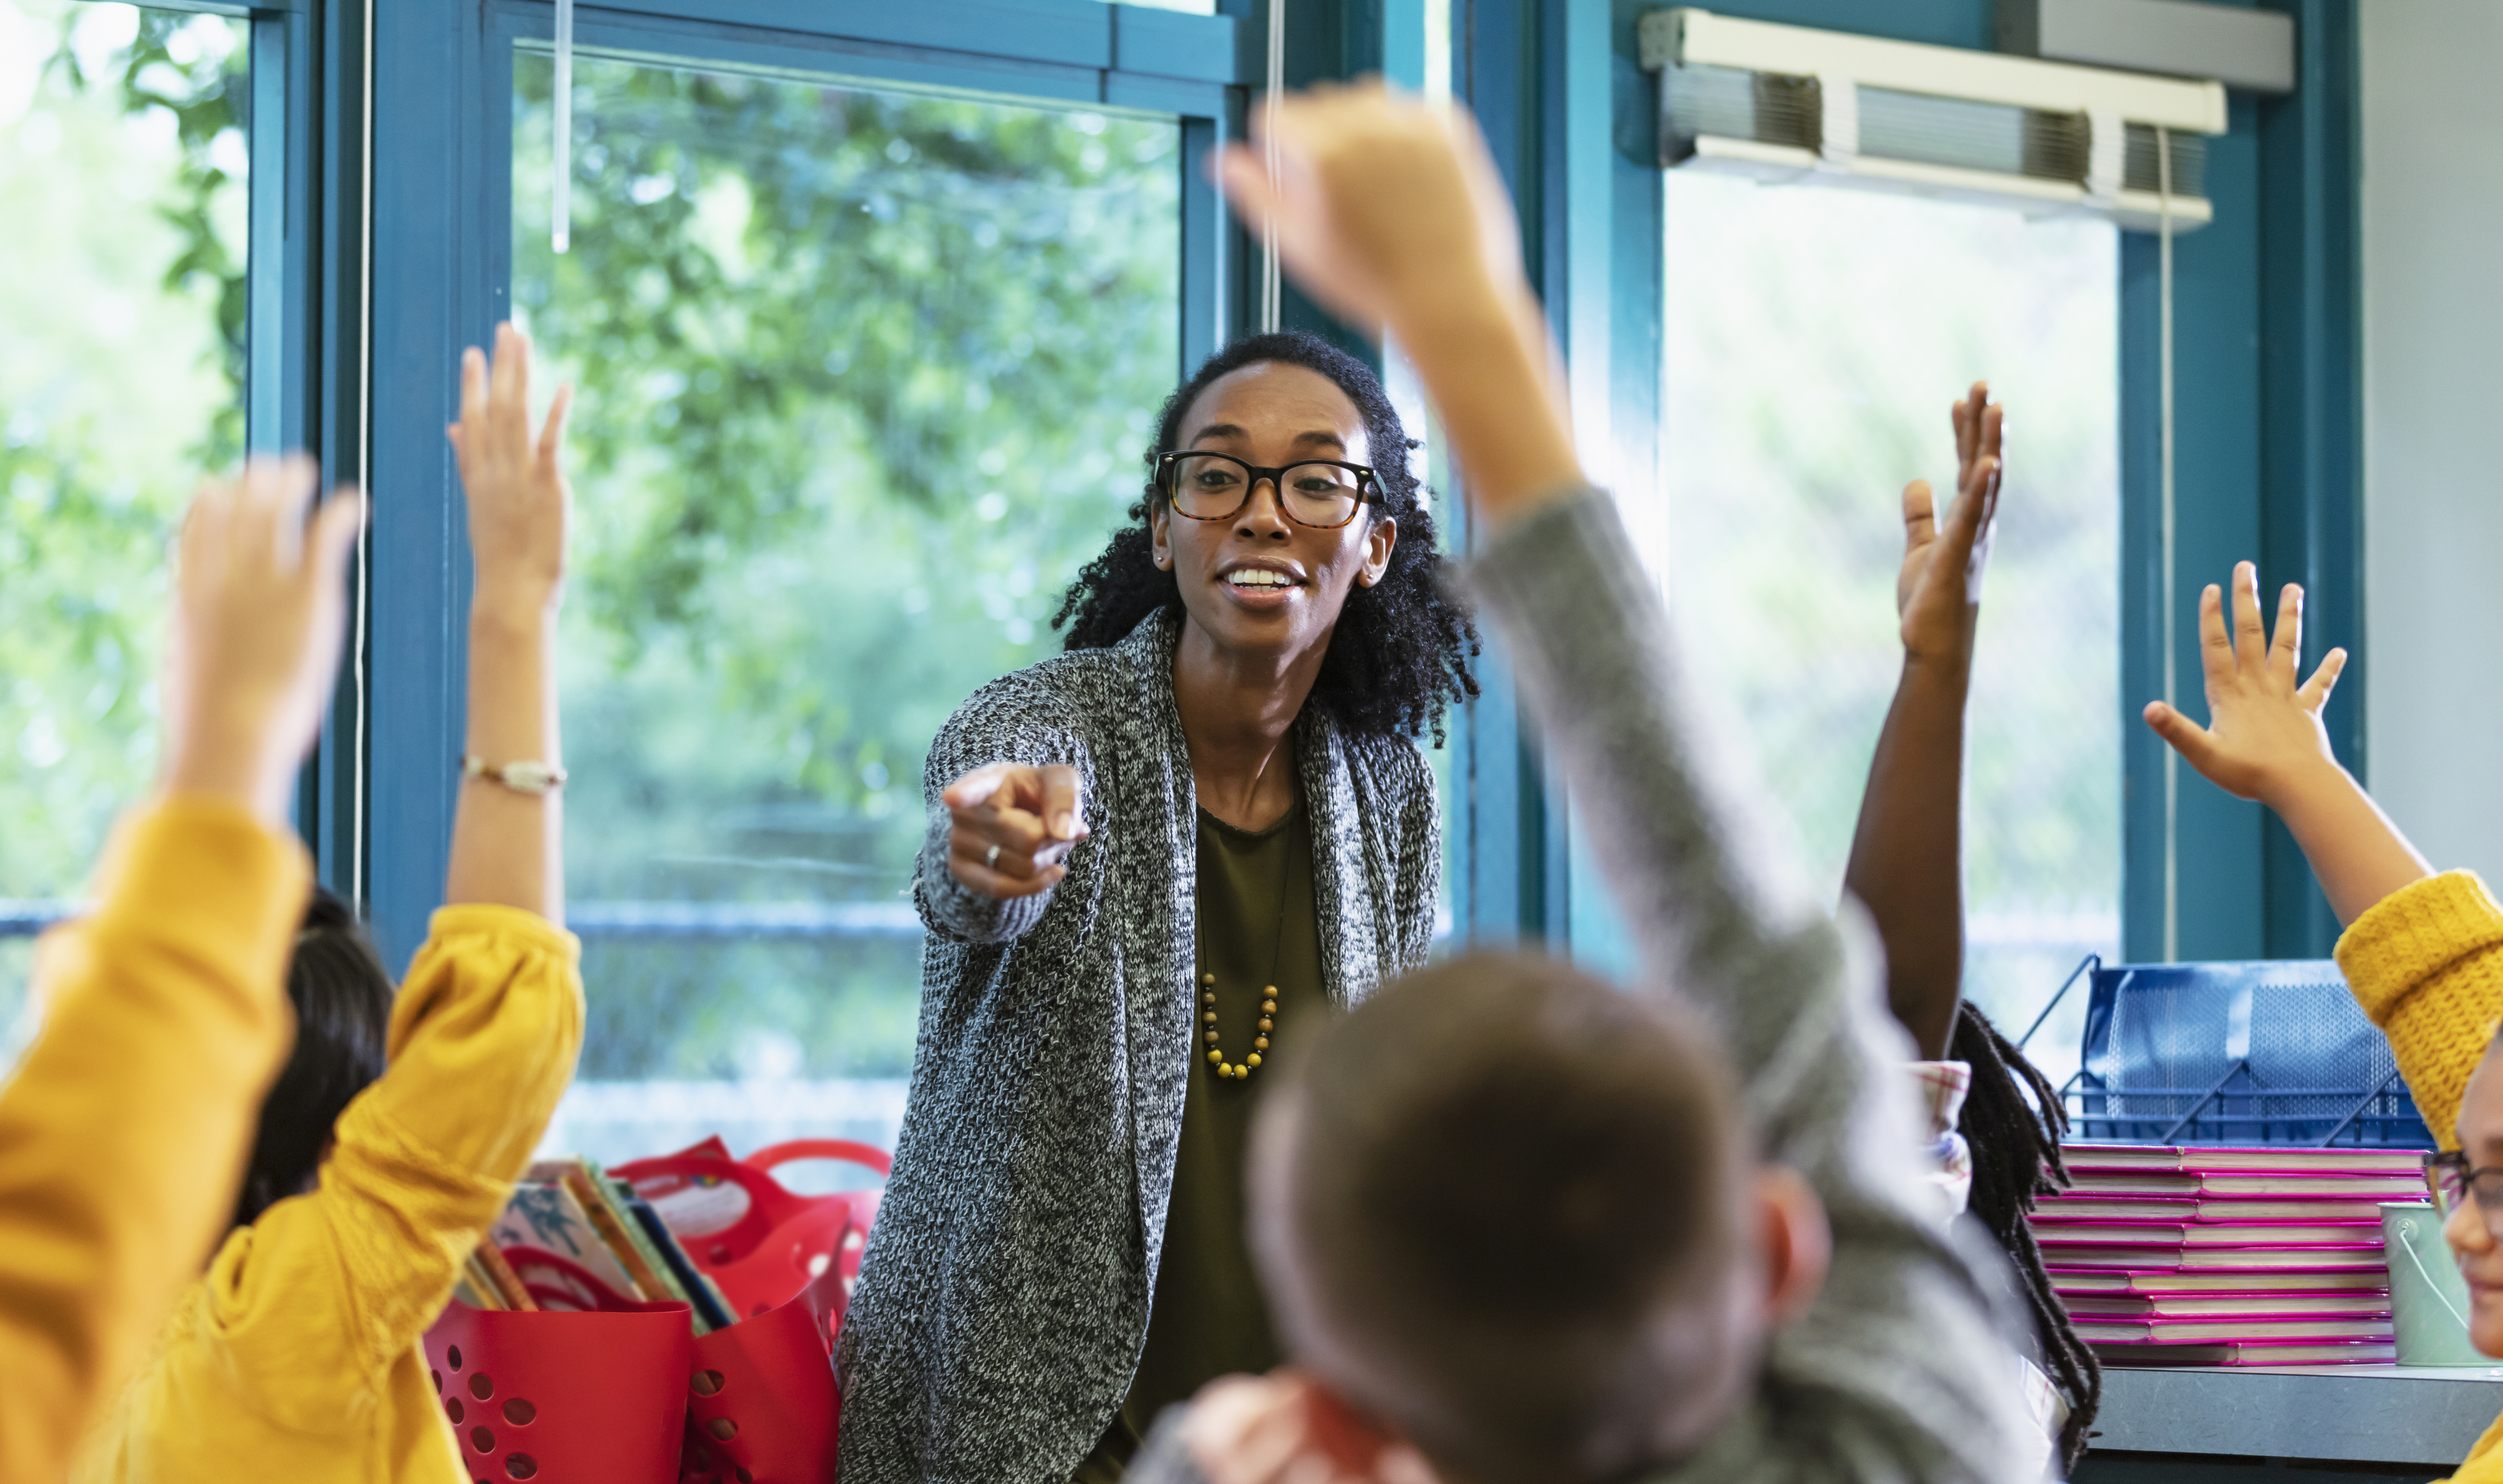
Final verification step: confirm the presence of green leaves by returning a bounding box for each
[511,58,1182,1078]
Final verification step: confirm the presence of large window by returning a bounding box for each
[1653,172,2119,1081]
[509,55,1182,1164]
[0,0,250,1064]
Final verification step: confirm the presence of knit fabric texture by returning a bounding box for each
[835,608,1441,1484]
[2331,869,2503,1483]
[2333,869,2503,1150]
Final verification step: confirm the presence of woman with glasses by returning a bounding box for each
[836,330,1477,1484]
[2142,559,2503,1482]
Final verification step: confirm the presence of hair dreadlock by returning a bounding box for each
[1951,998,2101,1472]
[1052,331,1480,742]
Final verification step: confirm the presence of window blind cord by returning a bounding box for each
[1260,0,1284,333]
[353,0,376,912]
[2158,122,2179,962]
[553,0,574,254]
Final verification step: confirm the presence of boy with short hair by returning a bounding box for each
[1129,86,2044,1484]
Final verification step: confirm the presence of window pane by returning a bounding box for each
[511,57,1180,1169]
[1655,173,2118,1084]
[0,0,250,1064]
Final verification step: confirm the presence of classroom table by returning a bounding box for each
[2076,1363,2503,1482]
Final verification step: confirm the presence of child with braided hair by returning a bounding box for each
[1837,383,2100,1469]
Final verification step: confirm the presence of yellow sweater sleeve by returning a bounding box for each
[180,906,583,1439]
[2332,870,2503,1150]
[0,797,307,1484]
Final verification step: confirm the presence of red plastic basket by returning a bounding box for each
[678,1254,849,1484]
[424,1298,693,1483]
[615,1138,890,1321]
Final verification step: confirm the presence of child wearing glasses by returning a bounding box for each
[2142,562,2503,1481]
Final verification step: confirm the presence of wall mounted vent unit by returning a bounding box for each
[1637,8,2228,233]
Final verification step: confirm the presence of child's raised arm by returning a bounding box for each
[444,321,572,918]
[1842,387,2002,1059]
[0,459,359,1481]
[2143,563,2428,924]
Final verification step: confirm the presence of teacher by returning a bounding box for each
[836,329,1476,1484]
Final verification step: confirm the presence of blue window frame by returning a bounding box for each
[15,0,2351,1051]
[1476,0,2362,997]
[363,0,1259,970]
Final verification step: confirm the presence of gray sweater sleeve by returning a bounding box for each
[1120,488,2041,1484]
[1466,488,2042,1484]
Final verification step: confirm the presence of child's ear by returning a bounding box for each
[1755,1164,1831,1326]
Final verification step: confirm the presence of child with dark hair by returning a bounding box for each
[71,324,585,1484]
[229,888,393,1229]
[1119,86,2043,1484]
[0,456,362,1483]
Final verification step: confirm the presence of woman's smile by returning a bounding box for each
[1216,558,1308,610]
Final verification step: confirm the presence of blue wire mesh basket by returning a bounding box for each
[2022,956,2435,1149]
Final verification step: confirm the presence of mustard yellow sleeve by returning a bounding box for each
[2439,1411,2503,1484]
[0,797,308,1484]
[2333,870,2503,1150]
[186,906,582,1436]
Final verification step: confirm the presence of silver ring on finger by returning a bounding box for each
[986,843,1002,869]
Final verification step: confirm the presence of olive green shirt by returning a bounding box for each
[1071,798,1327,1482]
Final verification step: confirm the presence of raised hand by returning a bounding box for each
[161,455,365,825]
[2143,563,2347,808]
[1215,82,1519,342]
[943,762,1088,900]
[443,323,572,916]
[2141,563,2432,924]
[447,321,572,615]
[1893,382,2003,668]
[1213,83,1577,526]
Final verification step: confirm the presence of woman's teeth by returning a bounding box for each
[1226,570,1293,588]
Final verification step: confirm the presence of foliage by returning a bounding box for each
[510,57,1180,1079]
[0,0,247,1058]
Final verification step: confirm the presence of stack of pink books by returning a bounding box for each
[2031,1144,2425,1367]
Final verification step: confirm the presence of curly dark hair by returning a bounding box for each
[1052,331,1479,742]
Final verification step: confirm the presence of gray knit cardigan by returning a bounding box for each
[834,608,1442,1484]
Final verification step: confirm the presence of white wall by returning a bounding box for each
[2361,0,2503,886]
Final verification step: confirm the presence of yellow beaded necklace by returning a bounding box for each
[1196,810,1291,1081]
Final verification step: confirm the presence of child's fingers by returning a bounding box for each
[2297,646,2348,709]
[2231,561,2267,669]
[1215,144,1287,237]
[538,382,575,473]
[2144,700,2224,777]
[305,488,367,596]
[1899,480,1937,555]
[459,345,489,442]
[2196,582,2235,686]
[1952,388,1977,471]
[2267,582,2305,683]
[1979,393,2002,467]
[491,326,530,458]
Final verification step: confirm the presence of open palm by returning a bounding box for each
[1893,382,2003,667]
